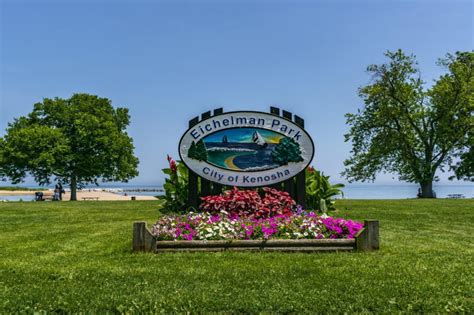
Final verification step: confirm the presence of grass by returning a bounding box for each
[0,199,473,313]
[0,186,47,191]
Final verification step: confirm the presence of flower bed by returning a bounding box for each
[137,185,377,253]
[150,211,363,241]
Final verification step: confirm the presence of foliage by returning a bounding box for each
[0,93,139,200]
[271,137,303,165]
[161,155,188,213]
[305,167,344,211]
[151,211,363,241]
[196,139,208,161]
[188,140,208,161]
[201,187,261,216]
[343,50,473,198]
[200,187,295,218]
[451,145,474,181]
[188,141,197,159]
[0,199,473,313]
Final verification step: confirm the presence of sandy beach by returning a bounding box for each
[0,190,158,201]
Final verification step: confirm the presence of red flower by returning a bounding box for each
[307,166,315,173]
[167,155,177,172]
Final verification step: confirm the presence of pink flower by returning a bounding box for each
[151,211,363,241]
[167,155,177,172]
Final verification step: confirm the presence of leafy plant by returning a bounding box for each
[200,187,296,218]
[161,155,189,213]
[305,167,344,212]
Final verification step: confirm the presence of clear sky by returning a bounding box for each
[1,0,472,186]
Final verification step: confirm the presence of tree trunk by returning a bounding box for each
[420,181,435,198]
[70,177,77,201]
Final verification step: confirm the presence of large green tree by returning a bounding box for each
[343,50,473,198]
[0,93,139,200]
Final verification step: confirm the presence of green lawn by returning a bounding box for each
[1,199,473,313]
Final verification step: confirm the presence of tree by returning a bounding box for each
[343,50,473,198]
[271,137,303,165]
[188,141,198,160]
[0,93,139,200]
[195,139,208,161]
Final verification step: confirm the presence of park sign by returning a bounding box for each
[179,110,314,187]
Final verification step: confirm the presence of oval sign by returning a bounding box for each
[179,111,314,187]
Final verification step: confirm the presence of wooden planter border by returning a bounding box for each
[133,220,379,253]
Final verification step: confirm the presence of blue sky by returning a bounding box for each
[1,0,472,186]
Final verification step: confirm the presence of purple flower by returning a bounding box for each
[151,211,363,241]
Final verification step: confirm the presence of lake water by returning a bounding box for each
[206,143,278,171]
[125,184,472,199]
[0,194,36,202]
[340,184,473,199]
[0,184,472,201]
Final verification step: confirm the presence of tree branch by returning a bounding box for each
[386,76,428,146]
[390,117,422,180]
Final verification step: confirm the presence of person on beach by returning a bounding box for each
[58,182,64,200]
[53,185,60,201]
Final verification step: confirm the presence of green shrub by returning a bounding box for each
[161,156,189,213]
[305,167,344,212]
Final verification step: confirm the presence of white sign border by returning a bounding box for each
[178,111,315,187]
